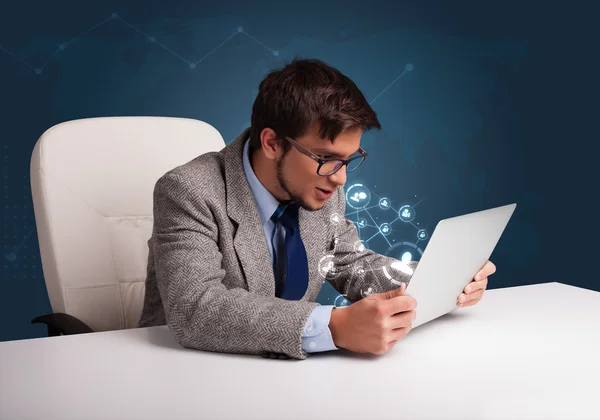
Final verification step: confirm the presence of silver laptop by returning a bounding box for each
[403,203,517,329]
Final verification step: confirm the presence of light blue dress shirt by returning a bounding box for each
[242,139,339,353]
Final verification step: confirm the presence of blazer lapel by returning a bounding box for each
[223,128,338,301]
[224,129,276,297]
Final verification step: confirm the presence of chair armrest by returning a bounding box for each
[31,313,94,337]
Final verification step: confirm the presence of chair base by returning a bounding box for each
[32,313,94,337]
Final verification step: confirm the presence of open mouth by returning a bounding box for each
[316,187,335,199]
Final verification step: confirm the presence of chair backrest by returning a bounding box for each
[30,116,226,332]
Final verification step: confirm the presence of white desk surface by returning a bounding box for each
[1,282,599,420]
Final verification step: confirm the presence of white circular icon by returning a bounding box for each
[345,184,372,210]
[318,254,341,279]
[353,240,367,254]
[380,223,391,235]
[398,205,416,222]
[378,197,391,210]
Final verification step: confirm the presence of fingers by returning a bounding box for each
[390,321,413,341]
[397,282,406,295]
[389,309,416,329]
[465,277,488,294]
[457,289,484,306]
[381,282,406,300]
[381,293,417,317]
[458,298,479,308]
[384,318,415,353]
[475,260,496,280]
[386,340,398,352]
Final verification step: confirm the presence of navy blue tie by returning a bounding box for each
[271,202,309,300]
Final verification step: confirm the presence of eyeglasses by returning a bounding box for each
[283,136,368,176]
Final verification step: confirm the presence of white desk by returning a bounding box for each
[1,282,599,420]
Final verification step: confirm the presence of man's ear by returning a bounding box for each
[260,128,283,160]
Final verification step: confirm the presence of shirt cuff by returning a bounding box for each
[301,305,339,353]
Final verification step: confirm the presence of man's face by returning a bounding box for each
[275,125,363,211]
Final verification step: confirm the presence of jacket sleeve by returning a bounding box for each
[151,172,320,360]
[326,186,419,303]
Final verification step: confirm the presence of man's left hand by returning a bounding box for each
[457,260,496,308]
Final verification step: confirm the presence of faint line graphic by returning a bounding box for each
[1,15,422,268]
[4,228,35,262]
[0,14,279,74]
[369,63,414,105]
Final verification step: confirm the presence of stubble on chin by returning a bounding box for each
[276,158,332,212]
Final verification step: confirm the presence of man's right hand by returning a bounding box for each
[328,283,416,355]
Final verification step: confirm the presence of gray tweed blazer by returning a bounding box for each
[137,127,418,360]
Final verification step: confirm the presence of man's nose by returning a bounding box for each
[328,165,347,186]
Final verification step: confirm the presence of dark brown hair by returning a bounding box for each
[249,57,381,154]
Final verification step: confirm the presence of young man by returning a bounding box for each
[137,58,495,360]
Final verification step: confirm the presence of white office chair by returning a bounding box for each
[30,116,226,336]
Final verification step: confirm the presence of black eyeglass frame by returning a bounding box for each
[282,136,368,176]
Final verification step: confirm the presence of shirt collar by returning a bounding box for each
[242,138,281,226]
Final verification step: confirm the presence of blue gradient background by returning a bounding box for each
[1,0,597,341]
